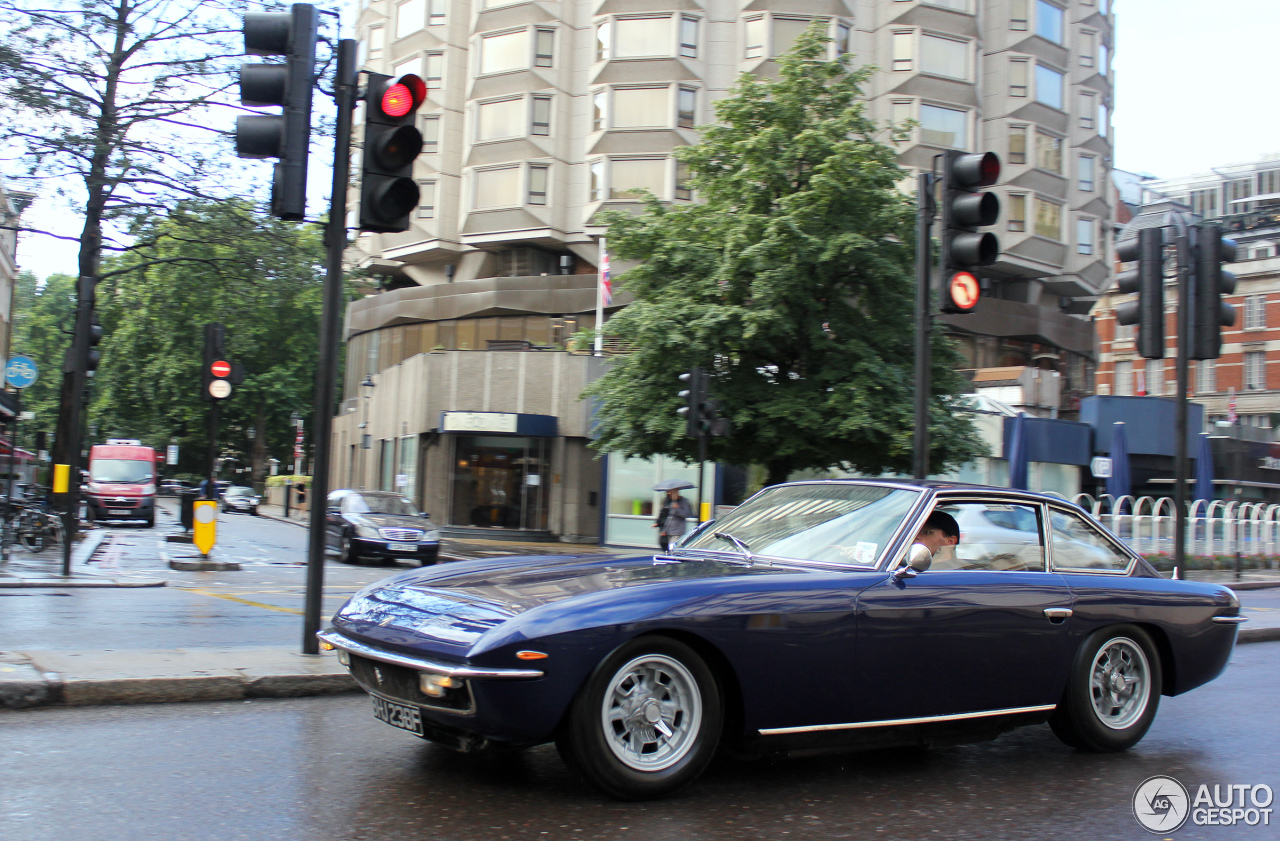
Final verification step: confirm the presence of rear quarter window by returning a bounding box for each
[1049,508,1133,572]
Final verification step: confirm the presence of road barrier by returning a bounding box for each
[1072,493,1280,560]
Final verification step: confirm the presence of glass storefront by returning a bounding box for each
[398,435,419,506]
[448,435,550,530]
[605,454,706,547]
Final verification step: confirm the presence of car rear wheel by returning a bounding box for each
[556,636,722,800]
[1049,624,1161,752]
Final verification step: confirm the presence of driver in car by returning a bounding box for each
[914,510,960,561]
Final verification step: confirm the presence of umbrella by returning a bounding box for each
[652,479,695,492]
[1005,412,1029,490]
[1194,432,1215,504]
[1106,421,1131,510]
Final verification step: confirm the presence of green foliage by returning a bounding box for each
[265,475,311,488]
[584,26,983,485]
[8,270,76,448]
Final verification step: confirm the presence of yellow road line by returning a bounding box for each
[185,587,304,615]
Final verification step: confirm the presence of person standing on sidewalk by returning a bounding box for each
[654,488,693,552]
[295,483,307,517]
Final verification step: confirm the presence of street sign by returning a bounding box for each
[948,272,980,311]
[167,444,179,465]
[209,380,232,399]
[193,500,217,555]
[211,360,232,378]
[1091,457,1113,478]
[4,355,38,389]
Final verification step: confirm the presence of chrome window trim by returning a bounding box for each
[1044,501,1138,576]
[759,703,1057,736]
[317,629,544,679]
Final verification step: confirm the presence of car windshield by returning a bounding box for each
[227,487,254,497]
[90,459,153,484]
[348,494,420,516]
[681,483,921,565]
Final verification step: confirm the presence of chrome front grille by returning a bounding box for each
[380,528,423,541]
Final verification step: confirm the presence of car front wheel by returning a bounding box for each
[556,636,722,801]
[339,534,360,564]
[1050,624,1161,752]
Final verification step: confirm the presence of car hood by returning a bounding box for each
[334,552,800,651]
[352,513,436,530]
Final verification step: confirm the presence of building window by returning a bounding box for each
[595,21,611,62]
[1009,58,1029,96]
[1099,103,1108,137]
[421,114,440,153]
[480,29,529,75]
[675,160,692,201]
[1079,30,1095,67]
[1189,188,1218,219]
[1143,359,1163,396]
[613,87,669,128]
[1035,0,1064,44]
[424,52,443,87]
[677,87,696,129]
[474,166,521,209]
[1035,198,1061,240]
[1115,321,1134,342]
[1076,217,1094,255]
[531,95,551,136]
[680,16,698,58]
[1008,193,1027,232]
[921,35,967,79]
[1010,0,1028,30]
[1098,43,1108,75]
[1114,360,1133,396]
[610,158,668,200]
[616,16,673,58]
[417,180,436,218]
[1079,155,1096,191]
[396,0,424,40]
[773,18,813,56]
[919,104,967,149]
[590,160,605,201]
[1196,359,1216,394]
[534,28,554,67]
[892,31,913,71]
[836,22,852,55]
[1035,64,1064,109]
[368,26,385,62]
[1079,92,1096,129]
[1245,294,1267,330]
[528,165,548,205]
[1035,132,1062,173]
[1261,169,1280,197]
[393,54,422,80]
[1245,351,1267,390]
[1008,125,1027,164]
[477,97,524,141]
[427,0,445,23]
[592,90,607,131]
[1227,178,1253,213]
[744,16,766,59]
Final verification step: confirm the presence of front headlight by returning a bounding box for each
[423,530,440,542]
[355,524,381,539]
[141,483,156,495]
[86,482,104,494]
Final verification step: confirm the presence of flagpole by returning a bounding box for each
[595,237,607,357]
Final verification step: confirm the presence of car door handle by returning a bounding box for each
[1044,608,1073,622]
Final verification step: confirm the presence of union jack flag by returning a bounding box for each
[600,250,612,307]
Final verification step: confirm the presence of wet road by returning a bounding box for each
[3,644,1278,841]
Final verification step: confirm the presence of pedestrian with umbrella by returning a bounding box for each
[653,479,695,552]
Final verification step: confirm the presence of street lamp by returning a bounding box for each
[359,375,375,489]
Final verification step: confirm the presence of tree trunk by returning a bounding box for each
[763,460,793,487]
[252,401,268,487]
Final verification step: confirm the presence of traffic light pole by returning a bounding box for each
[54,275,97,575]
[913,171,937,481]
[1173,218,1193,581]
[302,38,357,655]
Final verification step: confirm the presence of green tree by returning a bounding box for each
[585,28,983,486]
[90,200,332,484]
[8,270,76,454]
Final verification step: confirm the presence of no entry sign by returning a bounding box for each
[211,360,232,378]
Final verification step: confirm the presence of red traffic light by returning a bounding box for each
[952,152,1001,189]
[211,360,232,378]
[380,74,426,118]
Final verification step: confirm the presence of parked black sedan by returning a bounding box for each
[318,480,1244,800]
[324,489,440,566]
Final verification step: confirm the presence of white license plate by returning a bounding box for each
[109,509,132,515]
[371,695,423,735]
[389,542,417,551]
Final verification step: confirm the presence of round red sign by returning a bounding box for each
[211,360,232,378]
[949,271,980,311]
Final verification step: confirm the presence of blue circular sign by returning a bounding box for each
[5,355,39,389]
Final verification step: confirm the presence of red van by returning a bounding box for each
[85,439,158,527]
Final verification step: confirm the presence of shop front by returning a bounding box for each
[441,412,557,533]
[604,454,709,548]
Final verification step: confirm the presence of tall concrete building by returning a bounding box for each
[335,0,1114,542]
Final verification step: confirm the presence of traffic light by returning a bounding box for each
[359,72,427,233]
[1191,222,1238,361]
[202,323,245,402]
[235,4,319,221]
[63,275,103,377]
[676,368,705,438]
[940,150,1001,314]
[1114,226,1165,359]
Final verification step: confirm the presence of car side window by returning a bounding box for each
[1049,508,1132,571]
[932,501,1046,572]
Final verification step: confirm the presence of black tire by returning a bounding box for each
[251,507,259,516]
[1049,624,1161,752]
[556,636,722,801]
[145,512,155,528]
[339,533,360,564]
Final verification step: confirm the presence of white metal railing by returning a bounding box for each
[1071,493,1280,557]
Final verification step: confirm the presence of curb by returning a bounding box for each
[1239,627,1280,645]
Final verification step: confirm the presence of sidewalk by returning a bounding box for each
[2,526,1278,710]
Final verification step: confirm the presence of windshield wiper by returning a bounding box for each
[713,532,758,565]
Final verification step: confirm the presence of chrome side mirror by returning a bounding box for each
[892,543,934,581]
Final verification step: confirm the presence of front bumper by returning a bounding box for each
[87,496,154,520]
[354,538,440,563]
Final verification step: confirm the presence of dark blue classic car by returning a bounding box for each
[318,481,1245,800]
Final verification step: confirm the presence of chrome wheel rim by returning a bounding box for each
[1089,636,1151,730]
[601,653,702,772]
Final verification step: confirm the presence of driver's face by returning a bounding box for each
[914,525,958,555]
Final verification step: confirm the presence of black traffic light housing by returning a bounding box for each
[1190,222,1238,360]
[940,150,1001,314]
[1114,226,1165,360]
[235,3,319,221]
[62,275,102,378]
[359,72,427,233]
[676,368,705,439]
[202,323,245,403]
